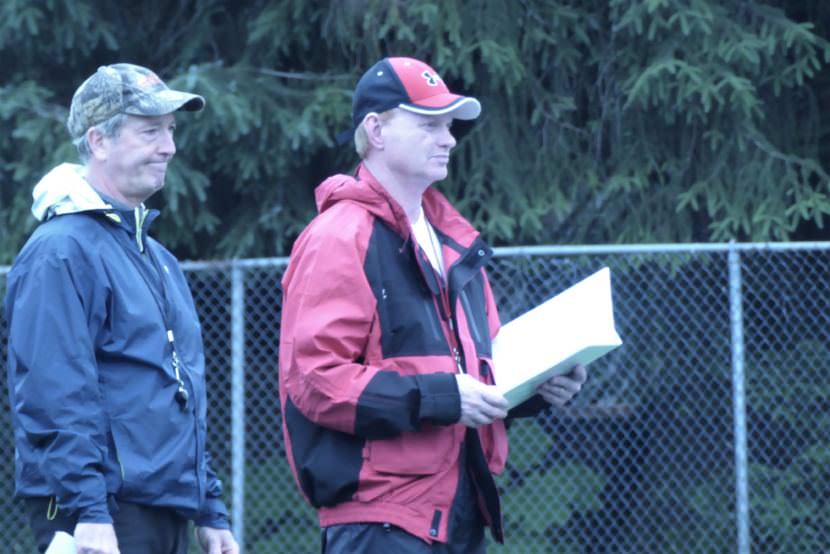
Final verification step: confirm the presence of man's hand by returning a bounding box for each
[456,374,508,427]
[74,522,120,554]
[196,526,239,554]
[537,364,587,407]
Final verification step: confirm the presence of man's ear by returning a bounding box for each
[363,113,384,150]
[87,127,108,160]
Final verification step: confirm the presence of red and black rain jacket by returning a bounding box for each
[280,163,535,544]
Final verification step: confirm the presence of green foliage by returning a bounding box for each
[744,339,830,552]
[242,456,319,552]
[654,340,830,553]
[2,0,830,264]
[492,418,605,552]
[650,473,736,553]
[750,451,830,553]
[747,339,830,437]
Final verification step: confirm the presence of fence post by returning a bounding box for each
[728,244,750,554]
[231,262,246,551]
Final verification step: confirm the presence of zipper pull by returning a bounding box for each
[453,347,465,373]
[134,207,145,253]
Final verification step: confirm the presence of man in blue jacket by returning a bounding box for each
[5,64,238,554]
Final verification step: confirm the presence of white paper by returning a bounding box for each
[45,531,76,554]
[491,267,623,408]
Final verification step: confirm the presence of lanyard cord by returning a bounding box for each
[139,247,188,406]
[425,219,445,279]
[97,213,190,409]
[412,212,467,373]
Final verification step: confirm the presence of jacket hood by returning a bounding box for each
[315,165,411,237]
[314,163,480,246]
[31,163,110,221]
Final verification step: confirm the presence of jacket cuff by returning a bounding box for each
[195,497,231,529]
[76,501,113,524]
[416,373,461,425]
[507,393,549,420]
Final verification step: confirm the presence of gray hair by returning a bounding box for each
[72,112,128,163]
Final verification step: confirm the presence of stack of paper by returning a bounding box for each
[492,267,623,408]
[46,531,76,554]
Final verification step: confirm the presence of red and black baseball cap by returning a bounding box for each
[351,57,481,129]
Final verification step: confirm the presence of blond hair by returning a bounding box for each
[354,109,396,159]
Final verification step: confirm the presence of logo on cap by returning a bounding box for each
[421,71,441,87]
[136,72,163,90]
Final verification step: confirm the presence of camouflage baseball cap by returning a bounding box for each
[67,63,205,139]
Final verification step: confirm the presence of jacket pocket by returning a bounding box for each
[366,424,457,475]
[377,289,449,357]
[109,422,135,495]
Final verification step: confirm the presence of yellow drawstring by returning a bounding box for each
[46,496,58,520]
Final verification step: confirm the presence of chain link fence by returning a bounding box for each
[2,242,829,553]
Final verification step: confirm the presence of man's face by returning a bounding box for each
[379,110,457,187]
[98,113,177,205]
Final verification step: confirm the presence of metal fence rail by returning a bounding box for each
[2,242,829,553]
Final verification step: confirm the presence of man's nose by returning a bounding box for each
[440,126,456,149]
[158,129,176,157]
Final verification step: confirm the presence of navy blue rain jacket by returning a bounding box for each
[5,164,229,528]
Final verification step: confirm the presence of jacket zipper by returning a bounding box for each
[423,298,445,342]
[134,206,145,253]
[445,240,492,376]
[169,329,202,504]
[97,209,202,504]
[134,210,192,400]
[459,289,483,344]
[445,303,466,374]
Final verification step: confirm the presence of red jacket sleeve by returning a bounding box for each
[279,207,460,439]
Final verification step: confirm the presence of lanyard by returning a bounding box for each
[141,248,190,411]
[102,212,191,410]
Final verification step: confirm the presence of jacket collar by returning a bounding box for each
[314,162,482,249]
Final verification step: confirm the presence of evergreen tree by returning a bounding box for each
[1,0,829,265]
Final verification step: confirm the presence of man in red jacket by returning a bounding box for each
[279,56,587,553]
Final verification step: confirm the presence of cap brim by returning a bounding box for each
[125,89,206,117]
[399,95,481,120]
[175,94,206,112]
